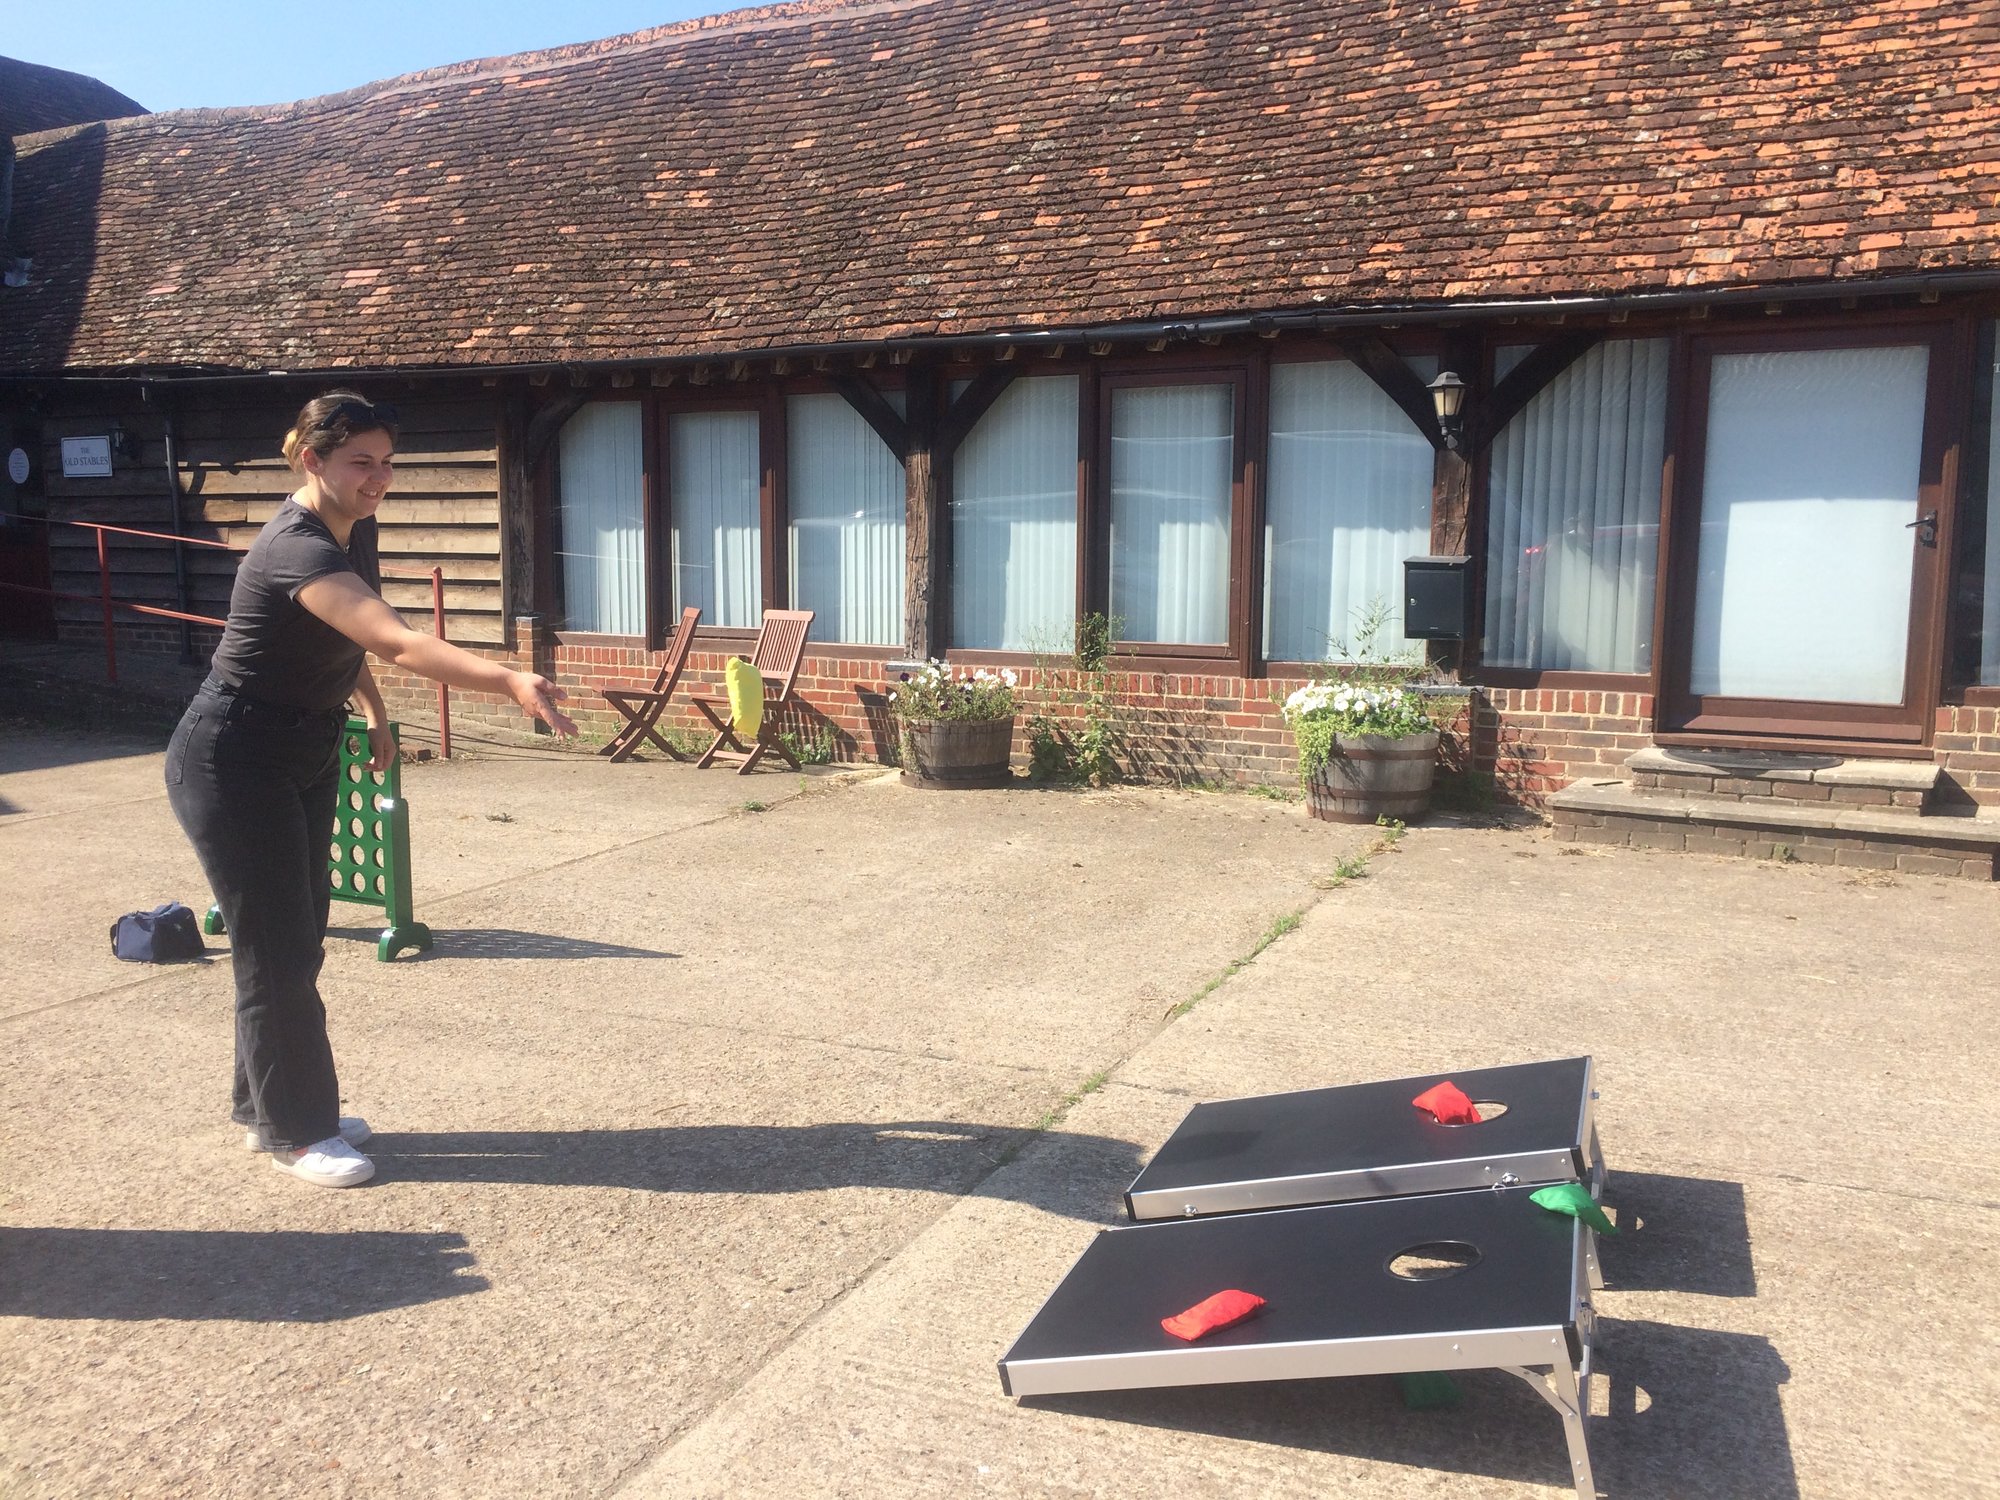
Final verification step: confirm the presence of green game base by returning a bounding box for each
[378,923,434,962]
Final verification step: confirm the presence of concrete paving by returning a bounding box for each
[2,715,1996,1500]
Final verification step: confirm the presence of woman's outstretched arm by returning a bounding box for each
[300,571,577,735]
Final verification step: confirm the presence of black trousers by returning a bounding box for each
[165,679,347,1152]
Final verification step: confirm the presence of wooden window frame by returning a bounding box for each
[544,394,651,651]
[655,386,782,650]
[779,376,909,657]
[1089,361,1254,671]
[1259,341,1445,677]
[1654,316,1966,748]
[1944,313,2000,705]
[1460,331,1674,699]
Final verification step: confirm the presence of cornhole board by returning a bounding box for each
[999,1187,1599,1500]
[1124,1057,1603,1222]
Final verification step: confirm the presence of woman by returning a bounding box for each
[165,392,575,1188]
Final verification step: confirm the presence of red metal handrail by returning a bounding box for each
[1,513,453,756]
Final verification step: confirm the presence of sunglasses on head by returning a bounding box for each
[329,400,398,427]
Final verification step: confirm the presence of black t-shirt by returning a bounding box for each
[209,501,381,712]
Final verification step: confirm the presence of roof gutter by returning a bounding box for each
[7,268,2000,387]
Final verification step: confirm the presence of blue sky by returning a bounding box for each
[9,1,737,113]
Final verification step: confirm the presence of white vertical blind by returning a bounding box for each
[1981,325,2000,685]
[669,410,761,628]
[950,375,1079,652]
[1109,383,1233,645]
[1263,358,1435,661]
[1691,345,1928,704]
[787,393,905,645]
[1483,339,1669,673]
[556,402,645,635]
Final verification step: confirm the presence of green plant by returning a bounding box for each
[1279,597,1438,780]
[1166,909,1304,1020]
[1283,681,1437,779]
[1248,782,1301,804]
[741,799,768,813]
[887,659,1017,724]
[1026,611,1125,786]
[778,723,837,766]
[1319,853,1372,888]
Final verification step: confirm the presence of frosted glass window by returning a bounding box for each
[1108,384,1233,645]
[1263,357,1435,662]
[950,375,1079,652]
[556,402,644,635]
[1980,324,2000,686]
[1483,339,1669,673]
[669,411,761,629]
[1691,345,1928,704]
[788,393,904,646]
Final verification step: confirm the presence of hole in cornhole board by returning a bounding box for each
[1437,1100,1509,1126]
[1386,1241,1481,1280]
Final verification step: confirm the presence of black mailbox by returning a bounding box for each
[1403,555,1470,640]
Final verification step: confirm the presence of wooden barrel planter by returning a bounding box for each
[1306,730,1440,824]
[899,717,1016,788]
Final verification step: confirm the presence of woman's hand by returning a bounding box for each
[509,672,578,737]
[365,723,397,772]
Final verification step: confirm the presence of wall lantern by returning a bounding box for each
[1427,370,1467,451]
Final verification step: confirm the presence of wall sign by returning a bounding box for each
[61,436,114,478]
[5,448,27,486]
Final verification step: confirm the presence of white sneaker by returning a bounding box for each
[271,1136,376,1188]
[244,1116,371,1151]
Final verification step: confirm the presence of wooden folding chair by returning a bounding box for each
[690,608,814,774]
[598,605,702,763]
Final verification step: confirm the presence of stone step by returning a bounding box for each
[1551,778,2000,880]
[1625,746,1942,816]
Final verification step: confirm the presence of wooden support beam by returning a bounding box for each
[498,388,536,622]
[1335,332,1446,449]
[903,369,939,660]
[829,371,910,463]
[936,365,1017,457]
[1423,330,1480,681]
[523,392,587,472]
[1471,330,1601,452]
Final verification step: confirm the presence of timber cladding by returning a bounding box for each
[37,394,505,646]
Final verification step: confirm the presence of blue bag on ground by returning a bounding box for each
[109,902,205,962]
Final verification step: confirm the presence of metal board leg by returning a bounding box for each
[1501,1362,1596,1500]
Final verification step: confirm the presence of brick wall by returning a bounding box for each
[73,619,2000,812]
[1935,704,2000,810]
[1471,689,1655,805]
[365,628,1500,795]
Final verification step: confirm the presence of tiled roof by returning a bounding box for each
[4,0,1997,375]
[0,55,146,140]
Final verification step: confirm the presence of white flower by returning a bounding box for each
[1001,669,1019,687]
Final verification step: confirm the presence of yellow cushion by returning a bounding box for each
[725,656,764,739]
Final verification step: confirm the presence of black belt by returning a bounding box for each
[198,676,348,729]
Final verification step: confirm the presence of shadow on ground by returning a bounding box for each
[1026,1319,1795,1500]
[326,925,679,960]
[375,1122,1137,1210]
[1600,1171,1757,1298]
[0,1228,484,1322]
